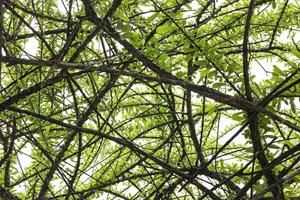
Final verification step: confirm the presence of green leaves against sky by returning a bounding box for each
[0,0,300,199]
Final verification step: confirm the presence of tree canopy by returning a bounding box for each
[0,0,300,199]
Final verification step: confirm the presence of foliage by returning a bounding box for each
[0,0,300,199]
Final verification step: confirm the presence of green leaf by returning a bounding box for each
[212,82,224,88]
[273,65,283,75]
[285,140,294,147]
[117,21,131,32]
[158,53,169,62]
[269,144,280,149]
[147,13,159,24]
[156,24,173,35]
[264,134,277,139]
[292,50,300,59]
[271,1,276,9]
[176,71,185,78]
[45,126,50,135]
[290,98,296,114]
[231,112,245,121]
[115,10,130,21]
[207,106,216,115]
